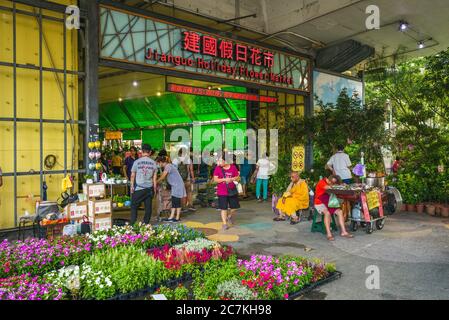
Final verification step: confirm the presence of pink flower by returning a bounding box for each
[284,293,289,300]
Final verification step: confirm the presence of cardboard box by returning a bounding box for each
[92,213,112,232]
[88,199,112,216]
[83,183,106,198]
[65,201,88,220]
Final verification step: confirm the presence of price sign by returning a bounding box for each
[292,145,305,172]
[105,131,122,140]
[366,191,380,210]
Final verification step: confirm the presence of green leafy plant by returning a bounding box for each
[83,246,168,294]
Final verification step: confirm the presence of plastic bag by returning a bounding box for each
[63,224,77,237]
[328,193,341,208]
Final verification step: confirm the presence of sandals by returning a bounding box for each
[327,235,335,241]
[273,217,286,222]
[341,233,354,238]
[290,219,300,225]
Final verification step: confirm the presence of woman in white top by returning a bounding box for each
[252,153,274,202]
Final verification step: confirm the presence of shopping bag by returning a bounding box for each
[80,215,92,235]
[328,193,341,208]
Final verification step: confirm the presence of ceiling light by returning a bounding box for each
[118,97,123,102]
[133,81,138,87]
[156,92,161,96]
[418,41,425,49]
[218,87,222,91]
[399,21,408,32]
[208,86,212,90]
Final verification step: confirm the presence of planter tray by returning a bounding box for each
[106,274,193,301]
[288,271,342,300]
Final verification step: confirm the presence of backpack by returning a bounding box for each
[178,161,189,181]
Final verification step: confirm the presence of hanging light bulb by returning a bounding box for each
[133,81,139,87]
[418,41,425,49]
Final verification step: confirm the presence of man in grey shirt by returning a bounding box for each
[156,156,186,223]
[130,144,158,225]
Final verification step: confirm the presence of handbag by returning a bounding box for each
[80,215,92,235]
[221,167,238,197]
[328,193,341,208]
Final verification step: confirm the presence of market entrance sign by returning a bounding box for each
[166,83,278,103]
[100,6,310,92]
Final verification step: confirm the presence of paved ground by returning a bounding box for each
[175,200,449,300]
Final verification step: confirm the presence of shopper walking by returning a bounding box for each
[156,156,186,223]
[253,153,273,202]
[172,147,196,212]
[213,154,240,230]
[130,144,158,225]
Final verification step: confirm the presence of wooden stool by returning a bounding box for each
[311,209,338,234]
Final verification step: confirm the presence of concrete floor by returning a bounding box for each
[174,200,449,300]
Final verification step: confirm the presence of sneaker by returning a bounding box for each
[188,207,197,212]
[169,218,180,223]
[257,199,263,203]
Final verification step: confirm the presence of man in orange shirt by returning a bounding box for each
[314,175,354,241]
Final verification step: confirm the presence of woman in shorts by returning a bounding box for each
[213,154,240,230]
[156,156,186,223]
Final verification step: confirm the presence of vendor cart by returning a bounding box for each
[327,186,393,234]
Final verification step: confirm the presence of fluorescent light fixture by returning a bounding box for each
[399,21,408,31]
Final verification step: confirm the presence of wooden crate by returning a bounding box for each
[83,183,106,199]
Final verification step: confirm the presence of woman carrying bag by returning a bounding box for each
[213,154,240,230]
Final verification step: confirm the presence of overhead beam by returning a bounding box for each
[216,98,239,122]
[175,94,199,122]
[100,113,118,130]
[118,101,140,128]
[217,14,257,24]
[143,97,167,127]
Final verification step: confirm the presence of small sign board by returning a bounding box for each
[366,191,380,210]
[292,145,305,172]
[105,131,122,140]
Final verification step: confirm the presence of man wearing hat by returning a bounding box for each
[130,144,158,224]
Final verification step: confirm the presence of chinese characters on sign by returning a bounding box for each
[167,83,278,103]
[144,30,292,86]
[182,31,274,68]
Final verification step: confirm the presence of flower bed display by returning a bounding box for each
[87,223,204,251]
[0,274,64,300]
[190,255,338,300]
[148,239,234,279]
[0,225,341,300]
[0,237,92,278]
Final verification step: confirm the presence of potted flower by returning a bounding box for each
[84,174,94,184]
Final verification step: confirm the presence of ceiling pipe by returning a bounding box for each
[259,31,326,48]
